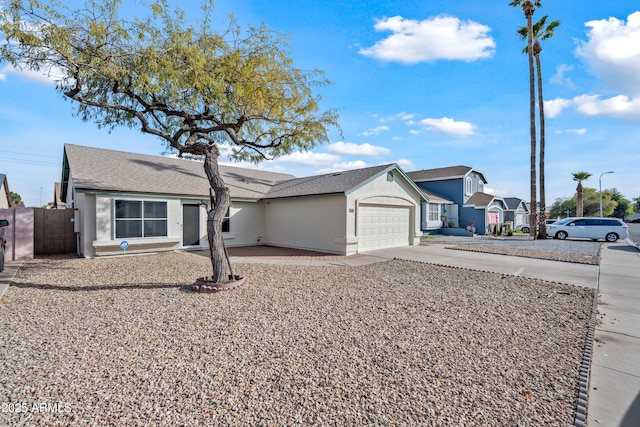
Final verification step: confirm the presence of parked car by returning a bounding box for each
[548,217,629,242]
[0,219,9,272]
[516,220,556,234]
[630,218,640,224]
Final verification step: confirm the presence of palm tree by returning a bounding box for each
[572,172,592,217]
[518,16,560,239]
[510,0,541,238]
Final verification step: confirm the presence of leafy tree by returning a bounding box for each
[9,191,23,207]
[609,189,632,218]
[549,188,618,218]
[517,15,559,239]
[510,0,541,238]
[549,197,575,219]
[1,0,338,284]
[572,171,592,216]
[633,197,640,213]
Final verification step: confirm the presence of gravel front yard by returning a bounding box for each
[1,252,592,426]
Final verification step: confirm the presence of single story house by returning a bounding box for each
[407,165,508,235]
[60,144,427,257]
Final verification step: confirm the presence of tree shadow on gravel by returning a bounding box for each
[10,282,193,292]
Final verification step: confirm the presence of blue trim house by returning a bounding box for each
[407,166,508,235]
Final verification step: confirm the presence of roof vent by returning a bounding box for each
[331,172,342,177]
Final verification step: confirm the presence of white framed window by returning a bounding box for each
[428,203,440,221]
[465,177,472,195]
[115,200,168,238]
[222,207,230,233]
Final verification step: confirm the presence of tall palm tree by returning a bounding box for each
[510,0,541,238]
[518,16,560,239]
[572,172,592,217]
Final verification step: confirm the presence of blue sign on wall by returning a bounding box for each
[120,241,129,250]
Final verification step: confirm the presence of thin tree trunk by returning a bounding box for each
[525,2,538,238]
[535,48,547,239]
[203,144,232,283]
[576,182,583,217]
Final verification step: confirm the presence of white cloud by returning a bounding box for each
[550,64,576,89]
[379,112,415,123]
[545,98,573,118]
[409,129,421,135]
[273,151,342,166]
[359,125,390,137]
[0,73,6,81]
[573,94,640,120]
[483,186,508,197]
[419,117,475,136]
[394,158,416,171]
[359,15,495,64]
[316,160,371,174]
[0,64,63,85]
[575,11,640,96]
[555,128,587,135]
[326,141,390,156]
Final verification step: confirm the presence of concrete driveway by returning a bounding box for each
[222,243,599,289]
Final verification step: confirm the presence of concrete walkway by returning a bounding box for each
[588,240,640,427]
[0,261,22,301]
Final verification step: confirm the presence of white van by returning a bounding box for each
[548,217,629,242]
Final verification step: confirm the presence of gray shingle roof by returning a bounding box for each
[406,165,472,181]
[418,188,452,204]
[464,192,504,207]
[63,144,295,200]
[406,165,488,184]
[504,197,528,211]
[62,145,425,202]
[264,164,393,199]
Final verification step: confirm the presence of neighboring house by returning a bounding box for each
[504,197,529,229]
[60,144,426,257]
[0,174,12,209]
[407,165,507,235]
[417,188,453,232]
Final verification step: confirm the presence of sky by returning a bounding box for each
[1,0,639,208]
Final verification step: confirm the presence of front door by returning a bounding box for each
[182,204,200,247]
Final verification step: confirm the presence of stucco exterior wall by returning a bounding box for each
[75,192,265,257]
[224,201,264,247]
[263,195,346,254]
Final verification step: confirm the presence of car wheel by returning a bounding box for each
[556,231,568,240]
[605,233,619,242]
[521,227,530,233]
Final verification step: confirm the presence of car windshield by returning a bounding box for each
[553,218,574,225]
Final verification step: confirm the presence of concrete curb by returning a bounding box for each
[0,261,23,301]
[574,263,599,427]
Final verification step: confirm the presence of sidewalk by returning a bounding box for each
[588,240,640,426]
[0,261,22,301]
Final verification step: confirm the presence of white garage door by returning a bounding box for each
[358,204,411,251]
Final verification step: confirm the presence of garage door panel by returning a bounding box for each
[358,204,410,251]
